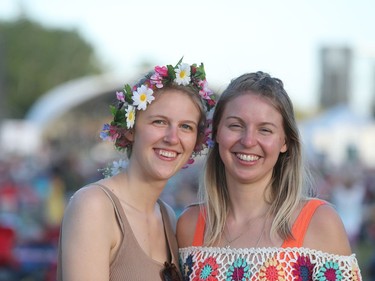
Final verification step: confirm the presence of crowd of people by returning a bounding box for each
[0,146,98,281]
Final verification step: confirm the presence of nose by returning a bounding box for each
[240,128,257,147]
[163,126,179,145]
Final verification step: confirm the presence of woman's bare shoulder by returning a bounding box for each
[62,181,118,235]
[67,183,112,211]
[60,182,120,280]
[304,201,352,255]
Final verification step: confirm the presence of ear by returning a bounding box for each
[280,140,287,153]
[125,130,134,141]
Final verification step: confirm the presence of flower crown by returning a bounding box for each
[99,59,216,176]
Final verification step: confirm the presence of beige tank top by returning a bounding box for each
[57,183,180,281]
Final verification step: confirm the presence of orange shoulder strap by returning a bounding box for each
[282,199,326,248]
[192,209,206,246]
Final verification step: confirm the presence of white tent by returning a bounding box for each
[300,104,375,168]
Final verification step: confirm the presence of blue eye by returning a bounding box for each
[153,120,167,125]
[181,124,193,131]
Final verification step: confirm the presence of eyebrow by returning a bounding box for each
[225,116,278,128]
[148,115,198,126]
[259,122,278,128]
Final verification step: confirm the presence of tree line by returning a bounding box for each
[0,17,103,119]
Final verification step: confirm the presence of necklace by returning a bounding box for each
[223,208,270,247]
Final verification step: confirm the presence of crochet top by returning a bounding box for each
[179,199,362,280]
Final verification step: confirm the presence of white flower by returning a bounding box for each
[132,85,155,111]
[110,159,127,176]
[125,105,136,128]
[174,63,191,85]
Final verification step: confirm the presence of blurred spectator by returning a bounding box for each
[0,225,18,279]
[45,166,65,229]
[331,166,366,249]
[364,204,375,280]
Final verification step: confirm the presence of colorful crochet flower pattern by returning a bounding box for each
[193,256,219,281]
[315,260,343,281]
[226,258,251,281]
[258,257,286,281]
[292,255,314,281]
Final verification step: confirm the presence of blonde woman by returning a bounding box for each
[178,72,362,280]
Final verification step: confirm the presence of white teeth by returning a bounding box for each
[236,153,259,161]
[159,150,177,158]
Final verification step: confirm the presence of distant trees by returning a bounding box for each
[0,17,103,118]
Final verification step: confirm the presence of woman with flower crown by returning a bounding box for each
[57,59,215,281]
[177,72,363,280]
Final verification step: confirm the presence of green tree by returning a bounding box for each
[0,17,103,118]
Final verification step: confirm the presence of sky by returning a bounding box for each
[1,0,375,113]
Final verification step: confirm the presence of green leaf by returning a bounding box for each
[194,63,206,80]
[175,56,184,67]
[123,84,133,103]
[110,105,117,116]
[167,65,176,80]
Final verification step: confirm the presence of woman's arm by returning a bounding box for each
[60,185,118,281]
[304,203,352,256]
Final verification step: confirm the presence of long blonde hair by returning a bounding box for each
[199,72,314,246]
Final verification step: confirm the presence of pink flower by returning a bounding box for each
[150,73,164,88]
[109,125,120,140]
[116,91,125,102]
[198,80,213,99]
[182,158,195,169]
[155,65,168,77]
